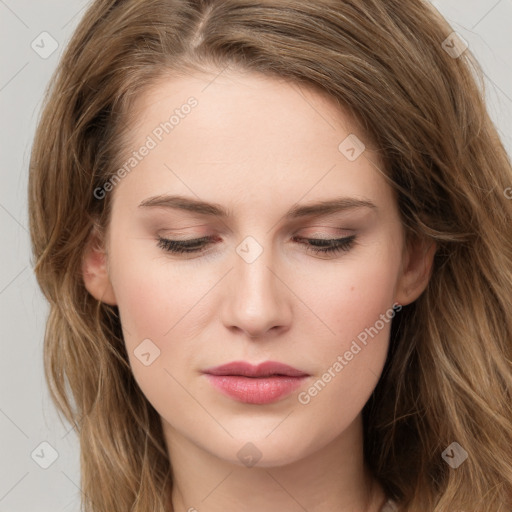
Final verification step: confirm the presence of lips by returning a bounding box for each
[203,361,308,378]
[203,361,309,404]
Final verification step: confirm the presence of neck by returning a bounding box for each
[163,414,387,512]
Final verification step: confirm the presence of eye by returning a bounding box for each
[291,234,356,256]
[156,234,357,257]
[156,235,213,254]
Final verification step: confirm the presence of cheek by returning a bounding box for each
[109,233,203,341]
[303,244,401,345]
[295,246,400,411]
[108,250,205,417]
[107,237,206,392]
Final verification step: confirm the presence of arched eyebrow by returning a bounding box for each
[138,194,377,219]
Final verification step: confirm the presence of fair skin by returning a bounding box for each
[82,68,436,512]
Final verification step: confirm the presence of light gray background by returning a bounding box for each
[1,1,511,511]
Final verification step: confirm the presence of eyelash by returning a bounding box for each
[156,234,357,257]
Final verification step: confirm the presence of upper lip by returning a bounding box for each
[203,361,309,378]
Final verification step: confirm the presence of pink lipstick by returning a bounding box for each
[203,361,309,404]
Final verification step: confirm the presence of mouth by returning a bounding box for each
[202,361,309,404]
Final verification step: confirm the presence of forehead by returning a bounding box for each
[110,69,393,221]
[128,67,368,149]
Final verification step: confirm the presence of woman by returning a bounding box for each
[28,0,512,510]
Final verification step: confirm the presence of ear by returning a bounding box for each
[395,234,437,306]
[81,225,117,306]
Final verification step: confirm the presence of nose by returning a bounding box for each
[220,241,292,339]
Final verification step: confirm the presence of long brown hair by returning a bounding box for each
[28,0,512,510]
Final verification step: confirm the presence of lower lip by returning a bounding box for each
[204,374,307,404]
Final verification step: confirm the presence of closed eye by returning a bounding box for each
[156,234,356,257]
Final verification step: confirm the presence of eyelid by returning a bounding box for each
[298,227,354,236]
[156,232,358,258]
[145,208,371,230]
[155,218,358,236]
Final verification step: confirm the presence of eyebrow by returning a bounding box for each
[138,194,377,219]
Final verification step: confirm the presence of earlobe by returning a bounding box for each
[81,226,117,306]
[395,235,437,307]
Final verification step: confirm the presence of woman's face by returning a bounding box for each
[84,68,433,467]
